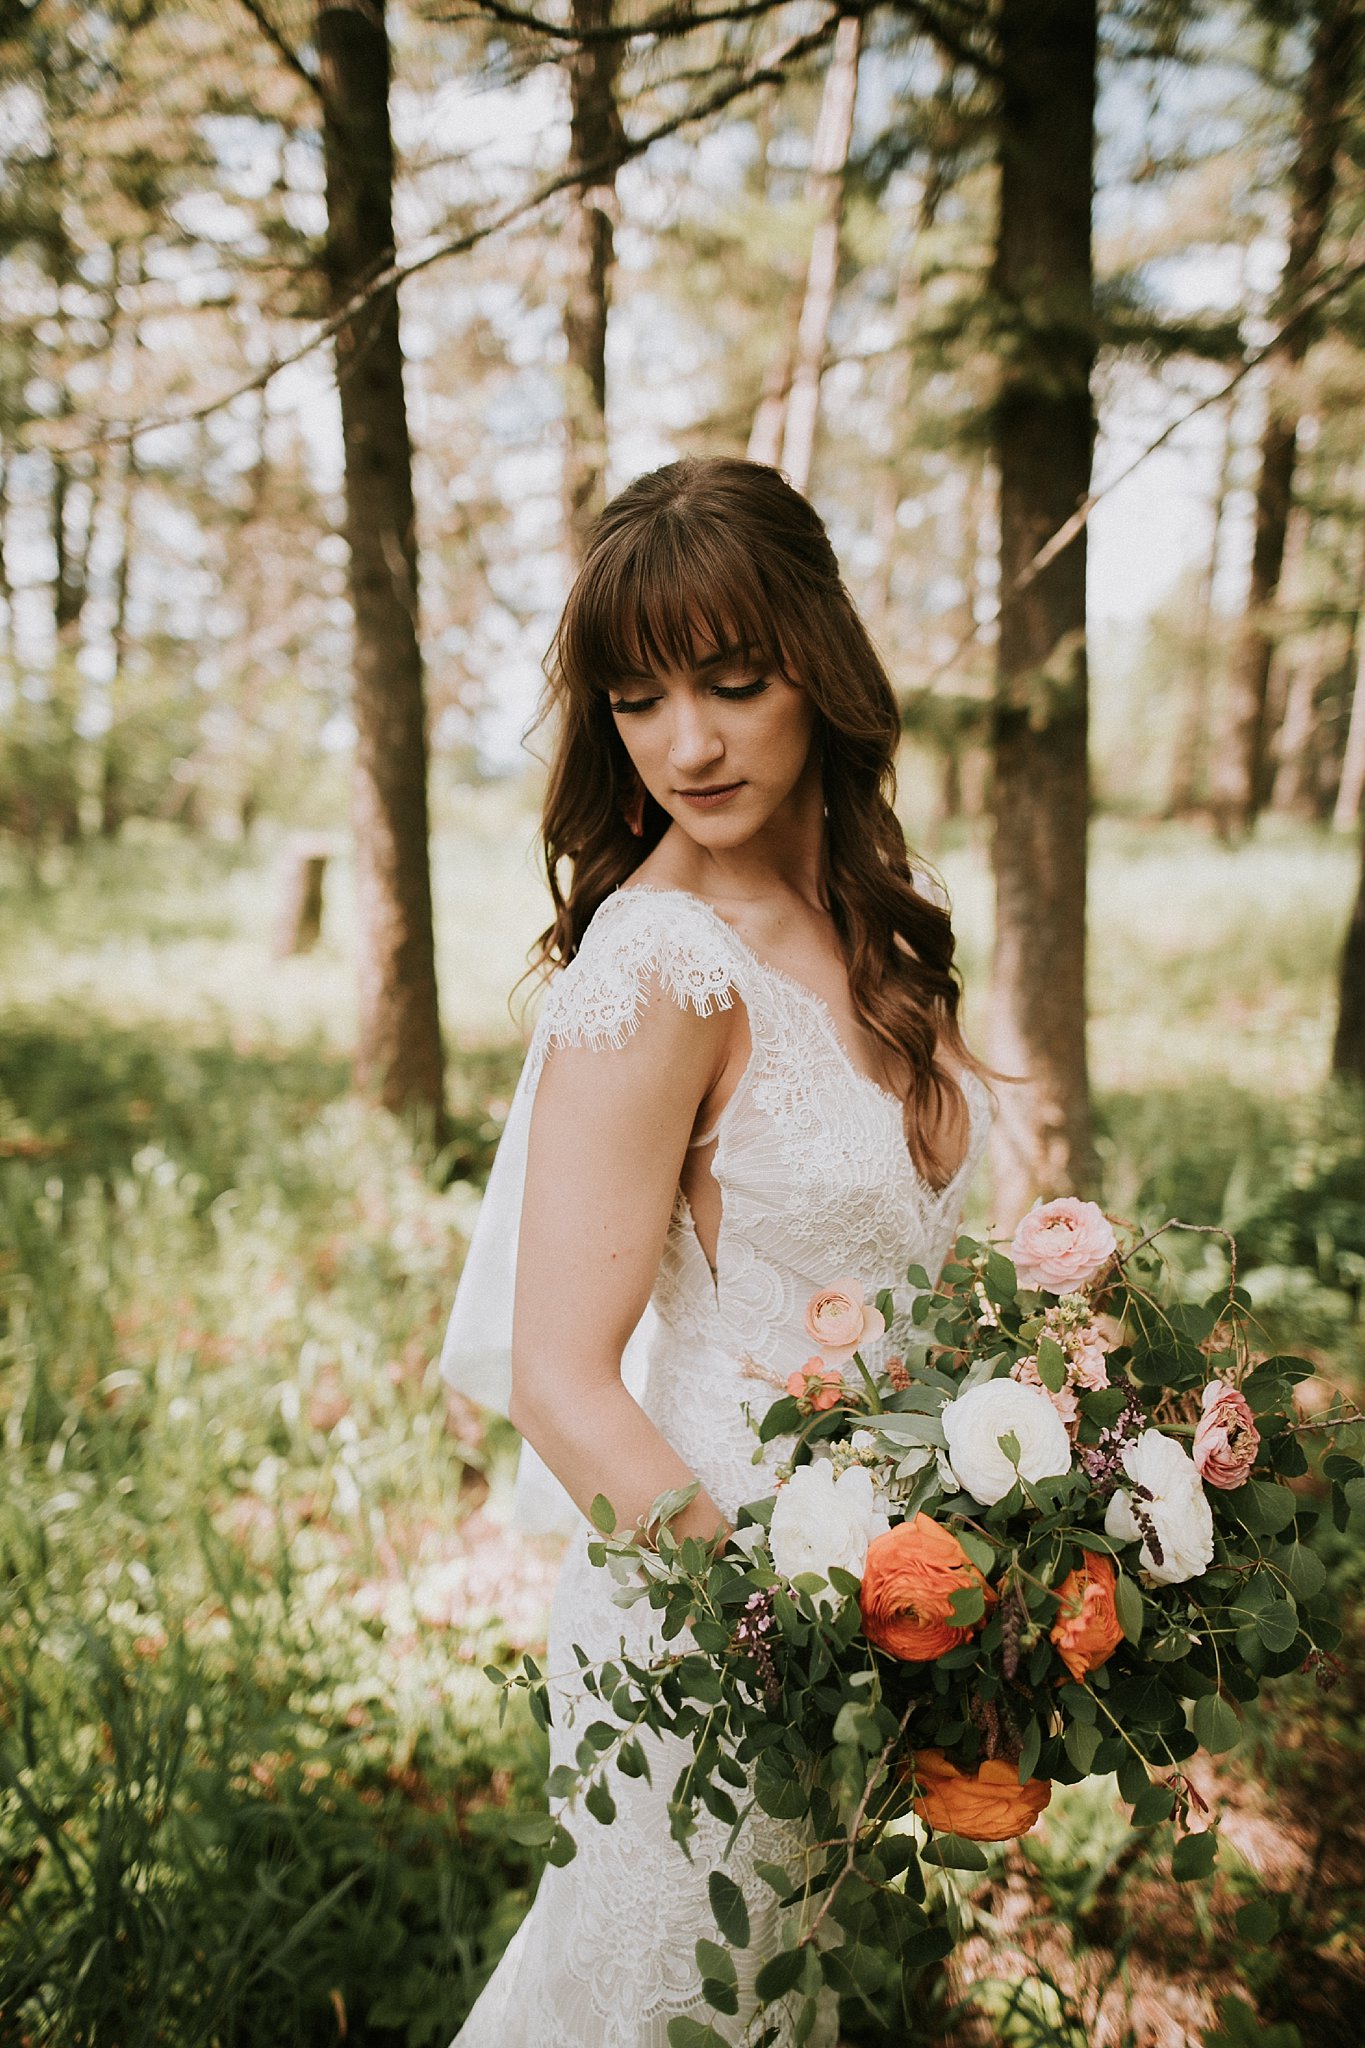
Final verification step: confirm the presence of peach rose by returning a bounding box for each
[908,1749,1052,1842]
[859,1514,995,1661]
[785,1360,845,1412]
[1010,1198,1117,1294]
[803,1278,886,1366]
[1011,1354,1080,1431]
[1049,1549,1124,1683]
[1193,1379,1260,1490]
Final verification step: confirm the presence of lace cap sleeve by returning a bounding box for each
[437,889,741,1530]
[530,886,742,1077]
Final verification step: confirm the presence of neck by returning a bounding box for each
[664,752,827,909]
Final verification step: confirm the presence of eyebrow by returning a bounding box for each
[613,643,752,687]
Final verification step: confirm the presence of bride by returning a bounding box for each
[442,456,994,2046]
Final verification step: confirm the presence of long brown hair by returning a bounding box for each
[533,456,989,1190]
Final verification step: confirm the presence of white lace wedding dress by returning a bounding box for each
[444,886,992,2048]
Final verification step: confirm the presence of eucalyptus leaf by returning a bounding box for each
[585,1777,617,1825]
[1129,1781,1175,1828]
[502,1811,554,1846]
[753,1947,805,2001]
[708,1870,750,1949]
[1063,1717,1100,1773]
[984,1248,1017,1298]
[874,1412,948,1449]
[1229,1480,1298,1537]
[1192,1692,1241,1755]
[1114,1571,1145,1645]
[1036,1337,1067,1393]
[589,1493,617,1535]
[667,2019,730,2048]
[1254,1601,1299,1653]
[1279,1542,1326,1602]
[1171,1830,1218,1882]
[545,1821,578,1866]
[922,1833,989,1871]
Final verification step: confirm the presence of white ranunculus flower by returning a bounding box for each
[941,1377,1073,1505]
[1104,1428,1215,1585]
[768,1461,888,1596]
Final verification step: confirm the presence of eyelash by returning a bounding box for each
[609,677,770,715]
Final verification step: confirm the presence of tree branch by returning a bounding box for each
[890,0,1000,79]
[434,0,802,47]
[234,0,325,103]
[798,1698,916,1952]
[909,239,1365,697]
[49,9,844,456]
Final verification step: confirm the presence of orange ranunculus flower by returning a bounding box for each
[859,1514,995,1662]
[785,1360,845,1411]
[908,1748,1051,1842]
[1049,1548,1124,1684]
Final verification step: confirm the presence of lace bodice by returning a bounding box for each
[447,884,993,2048]
[528,885,993,1518]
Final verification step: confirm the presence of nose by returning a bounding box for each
[667,694,726,781]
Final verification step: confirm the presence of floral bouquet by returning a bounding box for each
[502,1201,1361,2045]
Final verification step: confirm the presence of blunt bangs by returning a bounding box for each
[558,508,792,702]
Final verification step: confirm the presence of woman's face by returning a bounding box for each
[607,636,818,852]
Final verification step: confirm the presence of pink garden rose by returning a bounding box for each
[803,1279,886,1366]
[1193,1379,1260,1490]
[1010,1199,1117,1293]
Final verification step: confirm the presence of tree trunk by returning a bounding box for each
[1332,821,1365,1083]
[561,0,625,560]
[866,158,947,639]
[103,251,143,841]
[1333,551,1365,832]
[746,13,862,476]
[1211,0,1362,837]
[273,838,331,958]
[1269,655,1322,817]
[778,11,862,493]
[1168,391,1238,816]
[100,435,138,839]
[988,0,1098,1226]
[318,0,446,1134]
[747,341,795,468]
[0,448,12,671]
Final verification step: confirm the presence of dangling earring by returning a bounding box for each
[621,768,647,839]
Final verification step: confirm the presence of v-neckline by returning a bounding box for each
[614,883,983,1199]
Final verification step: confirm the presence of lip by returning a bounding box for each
[676,782,745,809]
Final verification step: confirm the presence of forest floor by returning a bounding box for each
[0,799,1361,2047]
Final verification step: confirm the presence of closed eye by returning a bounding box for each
[712,677,770,701]
[608,675,770,715]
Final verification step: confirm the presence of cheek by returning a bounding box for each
[761,689,816,767]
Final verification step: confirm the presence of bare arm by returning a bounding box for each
[509,980,734,1547]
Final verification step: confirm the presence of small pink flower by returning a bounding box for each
[786,1360,845,1411]
[1011,1355,1080,1432]
[1010,1199,1117,1294]
[1069,1324,1112,1390]
[1193,1379,1260,1490]
[803,1278,886,1366]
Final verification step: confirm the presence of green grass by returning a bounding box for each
[1,801,1362,2045]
